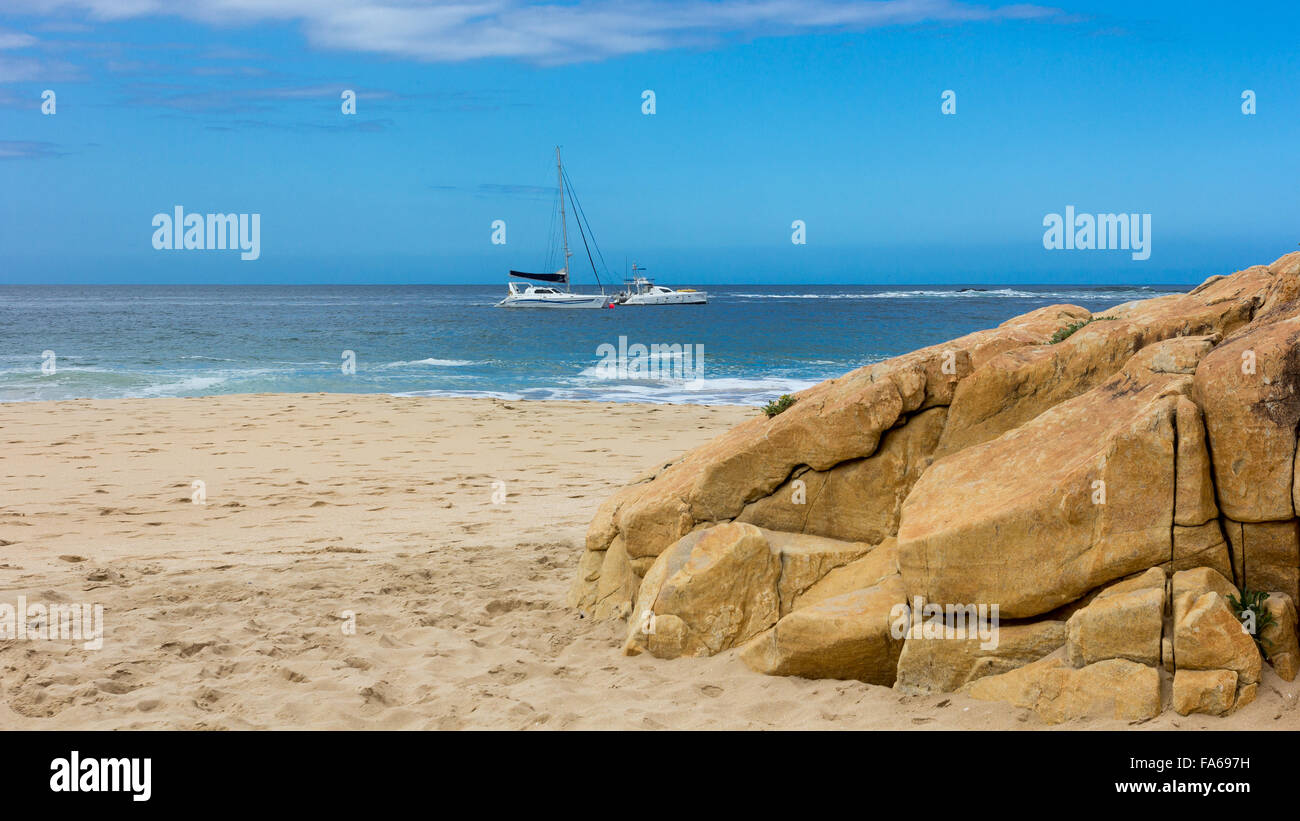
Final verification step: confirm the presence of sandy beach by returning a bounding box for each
[1,393,1295,730]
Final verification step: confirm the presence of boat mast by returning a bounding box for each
[556,146,572,292]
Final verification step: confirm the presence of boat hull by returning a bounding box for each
[622,291,708,305]
[495,293,611,309]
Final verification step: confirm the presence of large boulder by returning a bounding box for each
[966,653,1162,724]
[1065,570,1165,667]
[570,305,1095,619]
[1188,253,1300,323]
[738,575,906,684]
[1173,591,1262,686]
[735,537,907,683]
[895,619,1066,694]
[570,374,904,617]
[572,536,639,620]
[568,252,1300,723]
[1171,566,1240,608]
[1172,669,1238,716]
[791,538,900,608]
[1261,592,1299,681]
[622,523,872,659]
[768,529,879,613]
[1170,521,1233,579]
[623,523,779,659]
[1193,314,1300,523]
[1173,397,1219,526]
[1222,519,1300,604]
[737,407,946,545]
[898,337,1212,618]
[934,265,1272,458]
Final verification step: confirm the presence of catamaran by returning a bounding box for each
[496,148,613,309]
[619,264,708,305]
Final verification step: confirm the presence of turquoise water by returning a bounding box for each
[0,284,1184,405]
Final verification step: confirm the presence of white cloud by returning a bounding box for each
[0,27,39,49]
[0,50,86,82]
[7,0,1063,63]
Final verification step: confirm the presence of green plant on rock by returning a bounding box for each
[1227,589,1277,654]
[762,394,797,418]
[1049,315,1117,344]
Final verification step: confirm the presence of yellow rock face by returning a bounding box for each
[898,342,1198,618]
[569,252,1300,724]
[738,576,906,684]
[895,620,1066,694]
[1066,583,1164,668]
[966,653,1162,724]
[623,523,872,660]
[737,407,946,545]
[1261,592,1299,681]
[1173,591,1262,686]
[1173,397,1219,526]
[1193,314,1300,523]
[1222,519,1300,604]
[572,305,1093,620]
[792,538,899,610]
[935,272,1259,458]
[1172,669,1238,716]
[1169,522,1233,578]
[1171,567,1239,610]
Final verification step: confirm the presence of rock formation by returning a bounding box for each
[569,253,1300,722]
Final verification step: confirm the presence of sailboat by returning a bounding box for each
[496,148,613,309]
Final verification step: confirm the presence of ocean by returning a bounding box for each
[0,284,1187,405]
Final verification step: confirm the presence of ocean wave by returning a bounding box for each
[0,366,272,402]
[378,357,481,368]
[576,351,700,379]
[389,389,525,401]
[526,376,818,405]
[137,374,232,396]
[724,288,1176,301]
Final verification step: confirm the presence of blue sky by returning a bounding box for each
[0,0,1296,285]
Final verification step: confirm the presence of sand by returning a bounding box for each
[0,393,1295,730]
